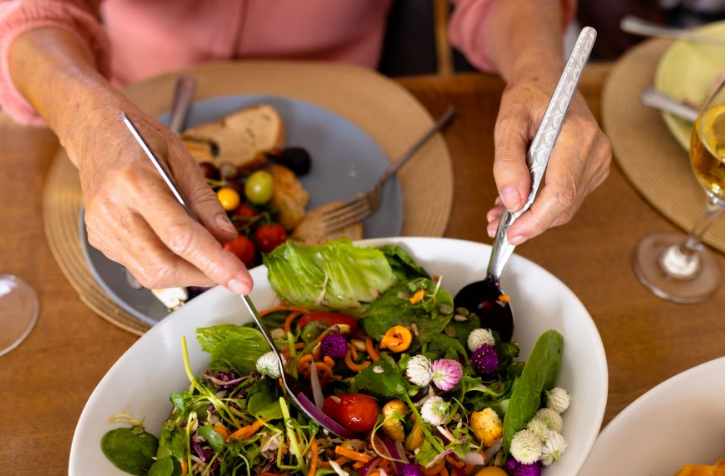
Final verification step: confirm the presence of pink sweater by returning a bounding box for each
[0,0,575,126]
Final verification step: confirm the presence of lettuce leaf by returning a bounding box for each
[263,239,396,311]
[196,325,270,375]
[378,245,430,281]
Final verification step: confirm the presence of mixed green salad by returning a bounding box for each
[102,240,570,476]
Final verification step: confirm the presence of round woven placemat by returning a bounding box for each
[602,39,725,254]
[44,61,454,335]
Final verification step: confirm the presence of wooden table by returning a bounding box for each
[3,64,725,476]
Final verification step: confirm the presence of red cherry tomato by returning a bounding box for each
[232,203,259,225]
[323,393,379,433]
[223,235,256,267]
[296,312,358,334]
[254,224,288,254]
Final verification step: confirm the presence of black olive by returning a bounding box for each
[274,147,312,176]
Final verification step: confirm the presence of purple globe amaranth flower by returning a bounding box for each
[471,343,499,375]
[431,358,463,391]
[506,458,521,473]
[400,463,425,476]
[513,463,542,476]
[320,333,347,359]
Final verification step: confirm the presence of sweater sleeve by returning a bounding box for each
[0,0,110,126]
[448,0,577,73]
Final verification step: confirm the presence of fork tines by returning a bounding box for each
[322,197,371,233]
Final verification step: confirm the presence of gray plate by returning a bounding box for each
[80,94,403,326]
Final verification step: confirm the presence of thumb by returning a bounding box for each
[492,106,533,213]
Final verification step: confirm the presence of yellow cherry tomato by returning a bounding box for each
[217,187,241,211]
[474,467,508,476]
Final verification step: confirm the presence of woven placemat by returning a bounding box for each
[602,39,725,254]
[44,61,454,335]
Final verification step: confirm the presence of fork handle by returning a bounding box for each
[378,105,456,184]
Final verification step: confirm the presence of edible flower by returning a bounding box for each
[514,463,542,476]
[470,344,499,375]
[380,325,413,353]
[406,355,433,387]
[320,333,348,360]
[510,429,543,465]
[467,328,495,352]
[545,387,570,414]
[430,359,463,391]
[421,396,450,426]
[534,408,563,433]
[540,431,567,466]
[399,463,425,476]
[526,419,549,440]
[256,351,283,379]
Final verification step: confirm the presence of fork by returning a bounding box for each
[322,105,456,233]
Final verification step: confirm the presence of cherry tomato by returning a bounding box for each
[232,203,259,226]
[223,235,256,267]
[253,224,287,254]
[323,393,379,433]
[245,170,274,204]
[297,312,358,334]
[217,187,241,211]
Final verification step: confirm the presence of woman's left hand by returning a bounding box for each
[485,73,612,245]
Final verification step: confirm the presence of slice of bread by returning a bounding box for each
[181,104,285,174]
[291,201,363,246]
[267,165,309,229]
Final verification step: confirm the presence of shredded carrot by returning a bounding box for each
[498,293,511,303]
[353,461,366,469]
[446,455,465,468]
[335,446,372,463]
[441,466,450,476]
[365,336,380,361]
[281,342,305,359]
[315,362,334,377]
[313,346,321,360]
[334,456,349,465]
[213,422,229,440]
[410,289,427,304]
[323,356,335,367]
[297,354,314,373]
[228,418,267,441]
[423,460,446,476]
[283,311,302,333]
[181,459,188,476]
[261,305,310,317]
[464,464,475,475]
[319,461,331,469]
[350,344,358,361]
[368,471,381,476]
[307,437,318,476]
[345,351,371,371]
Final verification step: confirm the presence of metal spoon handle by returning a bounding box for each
[168,75,197,134]
[620,15,725,47]
[487,27,597,281]
[641,87,699,122]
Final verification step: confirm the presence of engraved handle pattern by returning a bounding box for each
[487,27,597,281]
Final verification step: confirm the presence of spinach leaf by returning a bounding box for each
[503,330,563,451]
[101,426,159,475]
[148,456,174,476]
[426,334,469,363]
[157,421,186,461]
[354,353,408,399]
[495,341,520,370]
[197,325,270,375]
[247,392,283,420]
[362,278,454,347]
[448,309,480,349]
[378,245,430,281]
[197,424,225,453]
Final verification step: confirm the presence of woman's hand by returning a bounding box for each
[485,73,612,244]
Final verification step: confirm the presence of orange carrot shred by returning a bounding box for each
[213,422,229,440]
[350,344,358,361]
[307,437,318,476]
[410,289,427,304]
[353,461,366,469]
[365,336,380,362]
[314,362,334,377]
[228,418,267,441]
[423,460,445,476]
[464,464,475,475]
[323,356,335,367]
[345,351,371,372]
[297,354,314,374]
[283,311,302,333]
[498,294,511,303]
[181,459,188,476]
[335,446,372,463]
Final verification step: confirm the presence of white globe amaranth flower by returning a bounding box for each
[510,429,543,465]
[526,418,549,440]
[406,355,433,387]
[467,328,495,352]
[421,396,450,426]
[546,387,571,414]
[256,351,283,379]
[534,408,563,433]
[540,431,567,466]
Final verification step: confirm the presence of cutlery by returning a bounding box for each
[641,87,699,122]
[124,75,198,290]
[621,15,725,47]
[120,112,353,438]
[321,105,456,233]
[454,27,597,342]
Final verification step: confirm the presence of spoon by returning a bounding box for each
[120,112,354,439]
[621,15,725,47]
[454,27,598,341]
[640,87,699,122]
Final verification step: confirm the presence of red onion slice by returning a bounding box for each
[296,392,357,439]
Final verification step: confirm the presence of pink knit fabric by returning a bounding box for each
[0,0,575,126]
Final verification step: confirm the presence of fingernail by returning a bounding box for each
[501,187,521,212]
[488,228,496,238]
[215,214,236,234]
[227,278,250,295]
[510,235,527,246]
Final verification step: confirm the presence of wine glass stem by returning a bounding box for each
[681,195,725,256]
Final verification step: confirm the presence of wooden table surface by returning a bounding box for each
[3,64,725,476]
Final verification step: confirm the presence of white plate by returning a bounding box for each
[69,237,608,476]
[580,356,725,476]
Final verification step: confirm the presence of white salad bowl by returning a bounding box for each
[69,237,608,476]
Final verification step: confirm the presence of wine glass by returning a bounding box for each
[633,80,725,303]
[0,274,39,357]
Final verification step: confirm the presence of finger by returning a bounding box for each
[167,141,238,243]
[127,173,254,294]
[493,102,533,213]
[486,205,504,223]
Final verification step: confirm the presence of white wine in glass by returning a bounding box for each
[633,83,725,303]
